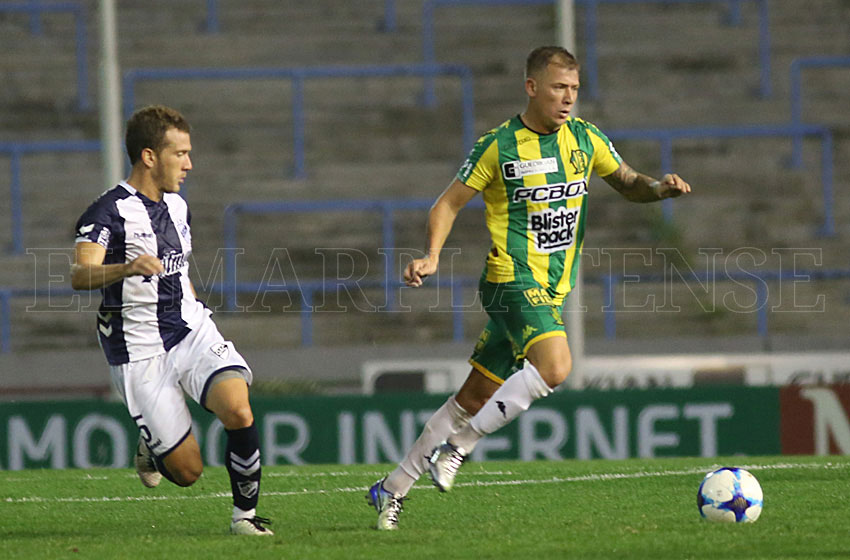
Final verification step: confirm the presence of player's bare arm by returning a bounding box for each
[71,241,164,290]
[404,179,478,287]
[603,162,691,202]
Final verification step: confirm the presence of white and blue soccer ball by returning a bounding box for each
[697,467,763,523]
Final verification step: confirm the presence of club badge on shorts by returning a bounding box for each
[210,343,229,359]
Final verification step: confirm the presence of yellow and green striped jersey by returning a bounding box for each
[457,115,622,304]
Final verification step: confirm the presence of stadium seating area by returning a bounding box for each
[1,0,848,359]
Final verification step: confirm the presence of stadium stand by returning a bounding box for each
[0,0,848,394]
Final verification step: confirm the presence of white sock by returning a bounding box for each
[383,396,472,496]
[450,362,552,453]
[233,506,255,522]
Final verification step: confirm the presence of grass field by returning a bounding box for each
[2,455,848,559]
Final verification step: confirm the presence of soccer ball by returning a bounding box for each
[697,467,763,523]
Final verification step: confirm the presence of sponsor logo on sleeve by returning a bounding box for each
[96,228,111,248]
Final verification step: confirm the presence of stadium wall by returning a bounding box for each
[2,385,849,470]
[4,346,850,399]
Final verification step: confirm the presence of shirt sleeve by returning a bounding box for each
[74,201,113,249]
[586,122,623,178]
[456,130,500,192]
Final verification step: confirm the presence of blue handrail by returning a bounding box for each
[220,198,486,315]
[600,267,850,339]
[3,266,847,352]
[0,2,90,110]
[382,0,398,31]
[0,140,102,254]
[206,0,219,33]
[123,64,476,179]
[606,123,835,235]
[421,0,770,105]
[789,55,850,169]
[0,290,9,353]
[204,1,400,33]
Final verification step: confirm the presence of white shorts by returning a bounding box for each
[110,314,252,457]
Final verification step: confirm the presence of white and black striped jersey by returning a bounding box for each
[74,181,206,365]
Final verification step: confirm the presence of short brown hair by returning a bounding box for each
[125,105,191,165]
[525,46,580,79]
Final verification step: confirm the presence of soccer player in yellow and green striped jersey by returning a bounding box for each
[367,46,691,529]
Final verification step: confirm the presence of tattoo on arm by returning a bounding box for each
[603,162,661,203]
[604,163,639,195]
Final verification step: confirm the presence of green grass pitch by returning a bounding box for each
[2,456,848,559]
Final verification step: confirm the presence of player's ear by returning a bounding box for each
[140,147,157,168]
[525,77,537,97]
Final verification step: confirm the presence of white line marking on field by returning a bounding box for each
[264,469,518,478]
[3,462,846,504]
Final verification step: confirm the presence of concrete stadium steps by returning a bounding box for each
[9,267,848,353]
[0,13,84,109]
[0,254,52,287]
[210,287,491,349]
[191,201,489,283]
[5,295,97,351]
[1,0,848,357]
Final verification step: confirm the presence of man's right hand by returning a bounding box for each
[126,254,164,278]
[404,256,438,287]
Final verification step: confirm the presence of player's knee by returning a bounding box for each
[455,383,497,415]
[455,391,489,415]
[172,462,203,487]
[536,358,571,388]
[219,404,254,430]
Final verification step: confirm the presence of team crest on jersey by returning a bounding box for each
[502,157,559,180]
[570,150,589,174]
[176,220,190,241]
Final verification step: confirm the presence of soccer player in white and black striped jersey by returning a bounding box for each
[72,105,273,536]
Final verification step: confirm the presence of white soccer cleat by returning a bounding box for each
[134,437,162,488]
[366,478,405,530]
[428,442,467,492]
[230,516,274,536]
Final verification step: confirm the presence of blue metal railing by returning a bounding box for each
[421,0,770,105]
[1,1,90,110]
[381,0,398,31]
[204,0,399,33]
[606,123,835,235]
[123,64,475,180]
[789,55,850,169]
[221,198,486,315]
[205,0,220,33]
[599,267,850,339]
[3,266,847,352]
[0,140,102,254]
[2,124,833,258]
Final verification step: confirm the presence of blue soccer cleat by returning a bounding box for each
[366,478,405,530]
